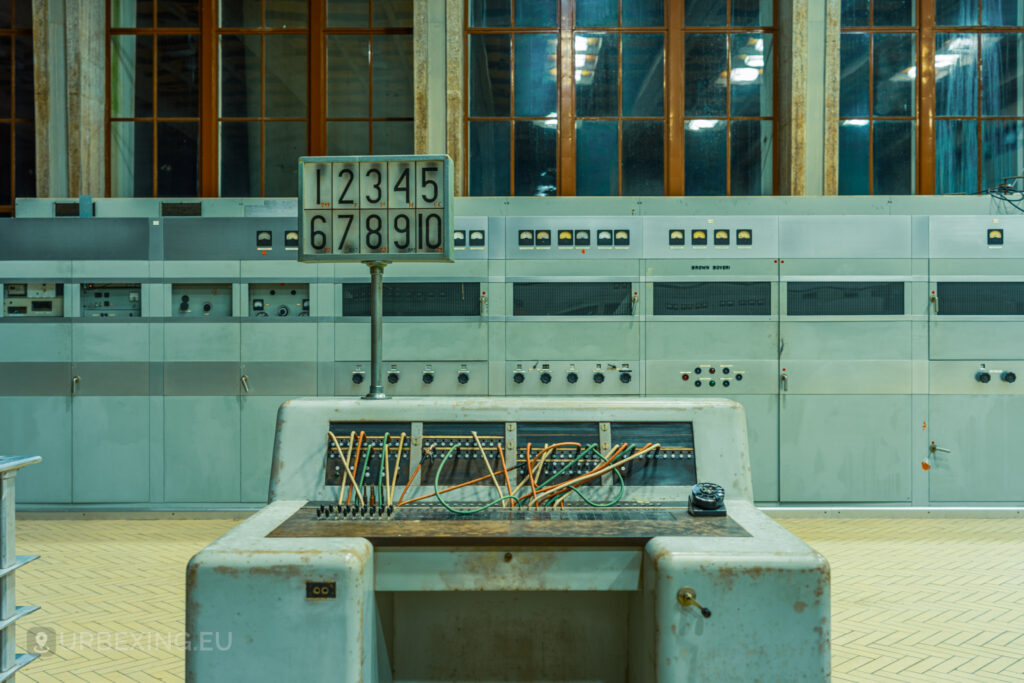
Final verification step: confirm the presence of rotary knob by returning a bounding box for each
[593,372,605,384]
[619,371,632,384]
[975,371,991,383]
[539,371,552,384]
[387,372,400,384]
[422,372,434,384]
[1002,371,1016,383]
[512,371,525,384]
[457,371,470,384]
[351,372,364,384]
[566,371,579,384]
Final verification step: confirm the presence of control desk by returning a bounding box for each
[187,397,830,681]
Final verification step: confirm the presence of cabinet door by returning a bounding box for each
[929,396,1024,502]
[0,397,72,503]
[72,397,150,502]
[240,396,288,503]
[164,396,241,502]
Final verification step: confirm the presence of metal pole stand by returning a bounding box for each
[0,455,42,679]
[363,261,390,400]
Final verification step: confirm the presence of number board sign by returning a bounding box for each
[298,155,454,263]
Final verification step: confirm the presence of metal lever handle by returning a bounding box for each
[630,292,638,315]
[677,587,712,618]
[929,443,950,454]
[72,375,81,394]
[930,293,939,314]
[780,372,788,391]
[241,375,250,393]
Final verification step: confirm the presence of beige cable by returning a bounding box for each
[472,430,506,507]
[389,432,406,506]
[329,430,365,505]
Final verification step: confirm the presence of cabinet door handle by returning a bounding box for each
[241,375,250,393]
[72,375,81,394]
[780,372,788,391]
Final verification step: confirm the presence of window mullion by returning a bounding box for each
[557,0,575,195]
[665,2,683,195]
[200,0,218,195]
[918,0,936,193]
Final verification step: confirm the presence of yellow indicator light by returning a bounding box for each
[670,230,684,240]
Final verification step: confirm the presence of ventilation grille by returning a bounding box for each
[936,282,1024,315]
[653,282,771,315]
[513,282,632,316]
[787,282,904,316]
[342,282,481,317]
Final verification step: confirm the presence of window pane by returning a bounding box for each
[468,34,510,116]
[265,121,305,196]
[935,33,978,116]
[157,121,198,196]
[327,121,370,155]
[623,120,664,194]
[875,0,914,26]
[577,0,617,27]
[686,0,727,26]
[266,0,307,27]
[220,121,259,196]
[266,35,306,117]
[685,34,727,116]
[839,33,869,116]
[111,35,153,118]
[14,121,33,198]
[576,120,618,195]
[328,0,369,27]
[873,33,915,115]
[374,0,413,27]
[515,0,556,26]
[372,121,414,154]
[622,34,663,116]
[936,0,977,25]
[936,119,978,193]
[841,0,870,26]
[0,38,8,117]
[514,34,557,117]
[838,120,869,194]
[158,1,199,26]
[110,121,153,198]
[220,0,260,27]
[982,120,1023,191]
[873,120,913,193]
[327,35,369,118]
[0,123,9,205]
[14,34,32,119]
[684,119,726,195]
[470,121,510,195]
[373,35,413,117]
[514,121,556,195]
[730,120,771,195]
[731,33,771,116]
[624,0,664,26]
[576,33,618,116]
[111,0,153,27]
[981,34,1023,115]
[733,0,772,26]
[157,35,199,117]
[983,0,1024,25]
[220,35,260,118]
[470,0,510,27]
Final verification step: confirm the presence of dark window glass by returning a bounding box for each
[576,32,618,116]
[470,0,511,27]
[469,120,511,195]
[111,0,154,27]
[873,33,915,115]
[265,35,306,117]
[733,0,772,26]
[158,1,200,27]
[936,0,976,25]
[840,34,870,116]
[157,121,199,196]
[0,38,9,117]
[875,0,914,26]
[577,0,617,27]
[327,121,370,155]
[936,282,1024,315]
[577,120,618,195]
[730,33,771,117]
[111,35,154,118]
[787,282,904,316]
[514,121,557,196]
[515,0,556,27]
[935,33,978,116]
[157,35,199,118]
[514,34,557,116]
[110,121,154,198]
[513,282,632,316]
[936,119,978,193]
[983,0,1024,25]
[265,121,305,196]
[266,0,307,27]
[220,35,260,118]
[14,34,32,118]
[373,35,414,117]
[372,121,414,154]
[343,282,482,316]
[981,34,1022,116]
[14,120,34,199]
[842,0,870,26]
[0,122,9,205]
[685,0,727,26]
[623,120,664,194]
[838,121,870,194]
[328,0,369,27]
[731,120,771,195]
[326,35,370,118]
[873,120,914,193]
[623,0,664,27]
[684,120,727,195]
[654,282,771,315]
[220,121,260,196]
[685,34,727,116]
[469,34,510,116]
[622,34,664,116]
[373,0,413,27]
[982,120,1023,191]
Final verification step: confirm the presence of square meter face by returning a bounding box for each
[298,155,454,263]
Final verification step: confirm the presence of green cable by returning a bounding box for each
[434,444,517,515]
[537,444,597,490]
[378,432,390,505]
[358,443,372,503]
[545,443,630,507]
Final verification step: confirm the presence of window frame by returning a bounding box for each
[1,1,35,215]
[463,0,778,196]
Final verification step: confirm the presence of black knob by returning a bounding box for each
[722,367,730,375]
[976,371,991,383]
[276,305,289,317]
[540,372,552,384]
[694,380,702,387]
[179,301,189,312]
[593,372,605,384]
[735,373,743,381]
[723,380,730,387]
[513,371,525,384]
[422,372,434,384]
[202,303,212,313]
[387,372,400,384]
[351,372,364,384]
[1002,371,1016,383]
[619,371,632,384]
[457,372,470,384]
[566,371,579,384]
[694,367,702,374]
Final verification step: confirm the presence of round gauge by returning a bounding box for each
[285,231,298,241]
[990,230,1002,239]
[454,230,465,240]
[693,230,706,240]
[536,230,551,240]
[615,230,628,240]
[470,231,484,241]
[738,230,751,240]
[257,231,271,242]
[715,230,728,240]
[598,230,612,241]
[559,230,573,241]
[575,230,589,240]
[520,230,532,240]
[670,230,684,240]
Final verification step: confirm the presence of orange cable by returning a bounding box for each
[346,431,365,505]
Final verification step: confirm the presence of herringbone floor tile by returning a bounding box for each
[8,516,1024,680]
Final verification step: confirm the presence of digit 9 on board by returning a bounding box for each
[299,155,454,263]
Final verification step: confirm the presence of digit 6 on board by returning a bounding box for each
[310,214,329,252]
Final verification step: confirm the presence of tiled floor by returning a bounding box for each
[11,516,1024,681]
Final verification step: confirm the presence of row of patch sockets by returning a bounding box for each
[352,366,473,385]
[512,364,634,385]
[325,438,410,485]
[422,438,503,458]
[681,364,744,387]
[515,447,694,480]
